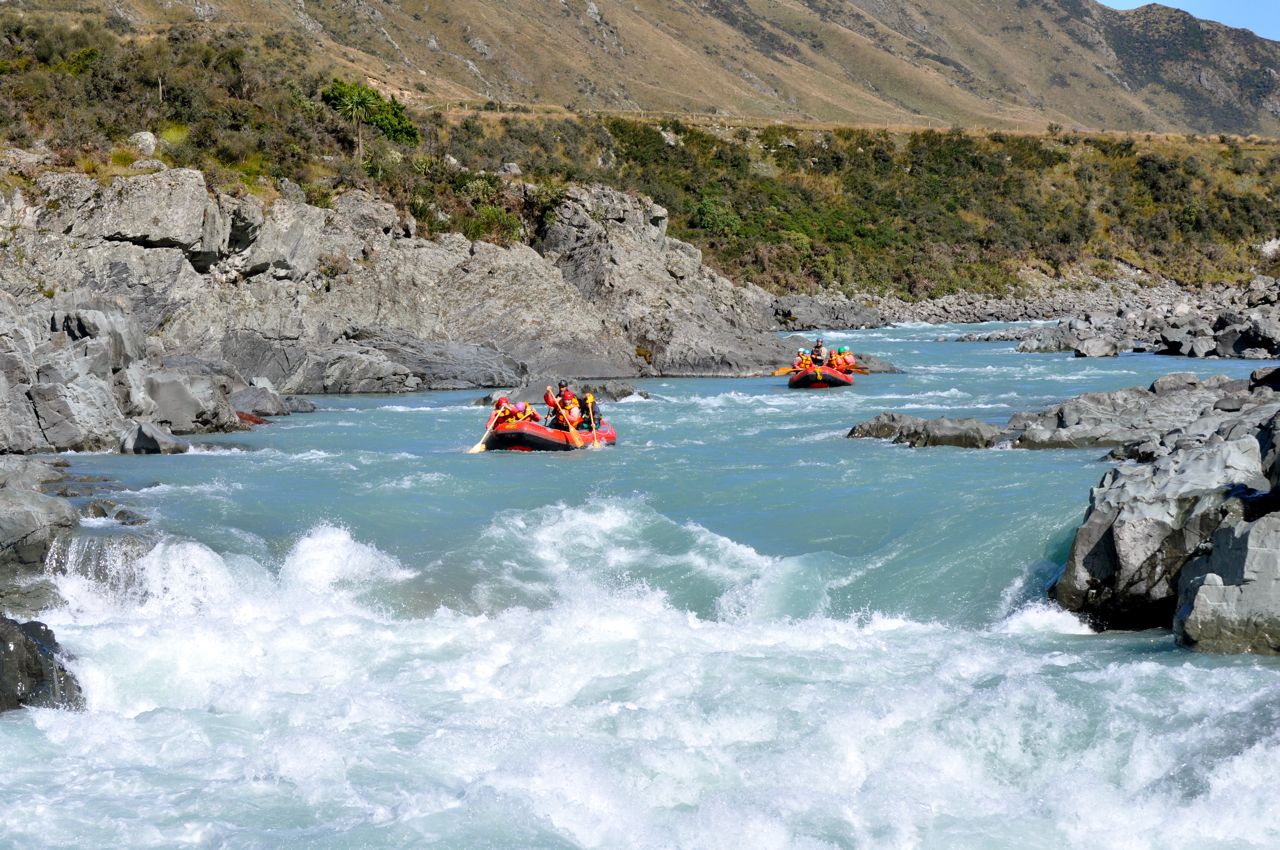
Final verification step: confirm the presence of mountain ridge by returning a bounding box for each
[7,0,1280,134]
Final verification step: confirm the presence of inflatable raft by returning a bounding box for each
[482,420,618,452]
[788,367,855,389]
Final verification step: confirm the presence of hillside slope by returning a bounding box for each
[9,0,1280,133]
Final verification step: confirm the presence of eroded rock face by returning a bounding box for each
[0,295,245,453]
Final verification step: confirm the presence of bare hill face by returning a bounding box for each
[12,0,1280,132]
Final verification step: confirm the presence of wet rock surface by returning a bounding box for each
[0,616,83,712]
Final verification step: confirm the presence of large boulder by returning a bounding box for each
[0,618,84,712]
[242,199,328,279]
[1051,436,1268,630]
[118,420,190,454]
[144,369,240,433]
[1174,513,1280,653]
[229,385,288,417]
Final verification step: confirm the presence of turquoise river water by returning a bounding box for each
[3,323,1280,849]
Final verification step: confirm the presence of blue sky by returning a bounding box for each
[1097,1,1280,41]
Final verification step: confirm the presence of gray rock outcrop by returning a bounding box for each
[228,384,287,417]
[947,275,1280,361]
[850,412,999,448]
[541,186,791,375]
[0,294,244,453]
[850,372,1280,453]
[1053,436,1268,630]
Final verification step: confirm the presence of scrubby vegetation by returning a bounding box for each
[1,16,1277,296]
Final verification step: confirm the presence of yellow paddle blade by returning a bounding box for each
[467,442,487,454]
[771,366,794,376]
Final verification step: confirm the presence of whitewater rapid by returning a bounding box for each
[4,323,1280,849]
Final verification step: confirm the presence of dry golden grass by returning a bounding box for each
[18,0,1280,135]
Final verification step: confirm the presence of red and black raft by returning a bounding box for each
[788,367,855,389]
[482,420,618,452]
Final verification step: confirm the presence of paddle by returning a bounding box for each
[547,386,585,448]
[771,366,797,376]
[467,411,499,454]
[586,394,602,449]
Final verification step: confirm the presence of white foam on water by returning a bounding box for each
[9,510,1280,849]
[120,480,243,497]
[186,445,250,455]
[994,602,1095,636]
[370,471,451,490]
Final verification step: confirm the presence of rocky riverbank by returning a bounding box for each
[933,273,1280,360]
[0,151,880,393]
[850,368,1280,654]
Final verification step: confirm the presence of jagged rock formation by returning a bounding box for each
[1,162,846,391]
